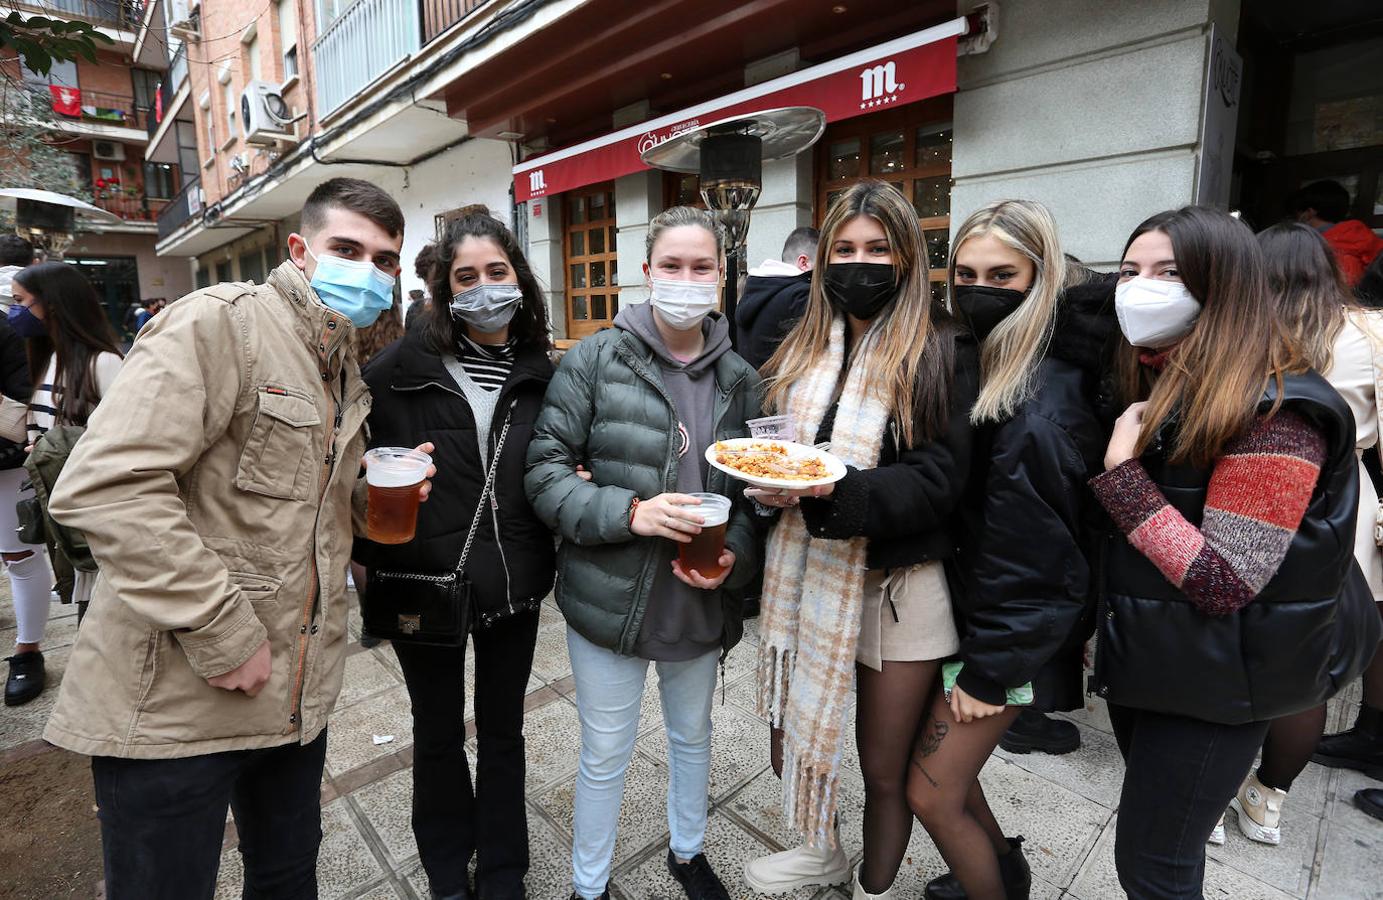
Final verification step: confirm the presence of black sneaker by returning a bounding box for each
[1313,706,1383,777]
[922,836,1032,900]
[998,710,1080,755]
[566,891,608,900]
[4,650,45,707]
[666,850,730,900]
[1355,788,1383,822]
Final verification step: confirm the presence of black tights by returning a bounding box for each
[905,692,1019,900]
[855,660,940,893]
[1258,602,1383,793]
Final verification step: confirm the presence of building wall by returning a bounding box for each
[950,0,1242,268]
[68,230,195,300]
[393,137,515,299]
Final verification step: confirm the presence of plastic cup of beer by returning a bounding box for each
[677,493,733,580]
[364,447,432,544]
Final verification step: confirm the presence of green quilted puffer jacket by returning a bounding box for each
[524,324,763,657]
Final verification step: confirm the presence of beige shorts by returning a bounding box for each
[856,562,959,671]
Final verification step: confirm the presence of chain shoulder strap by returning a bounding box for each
[454,401,516,576]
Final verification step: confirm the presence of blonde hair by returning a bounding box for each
[763,180,955,446]
[949,200,1067,424]
[645,206,725,263]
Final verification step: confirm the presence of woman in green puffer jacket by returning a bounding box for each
[525,206,761,900]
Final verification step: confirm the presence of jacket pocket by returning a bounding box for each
[229,570,283,603]
[235,388,320,501]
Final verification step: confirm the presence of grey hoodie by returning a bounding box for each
[615,300,733,661]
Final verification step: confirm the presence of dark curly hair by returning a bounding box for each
[424,214,551,353]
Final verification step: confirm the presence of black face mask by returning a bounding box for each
[952,284,1026,341]
[823,262,898,320]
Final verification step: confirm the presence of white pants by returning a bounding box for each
[0,467,54,646]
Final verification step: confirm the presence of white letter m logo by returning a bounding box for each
[860,61,900,101]
[529,170,547,194]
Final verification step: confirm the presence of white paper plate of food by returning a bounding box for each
[706,438,847,490]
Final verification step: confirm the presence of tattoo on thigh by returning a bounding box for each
[910,716,949,788]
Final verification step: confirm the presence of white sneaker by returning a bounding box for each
[743,837,850,894]
[1230,772,1286,845]
[851,865,894,900]
[1208,812,1226,846]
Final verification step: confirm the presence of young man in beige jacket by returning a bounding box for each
[43,177,432,899]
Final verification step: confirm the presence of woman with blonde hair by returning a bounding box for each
[743,180,979,899]
[909,200,1117,900]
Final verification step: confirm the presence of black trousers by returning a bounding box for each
[1109,704,1269,900]
[92,730,328,900]
[393,609,539,897]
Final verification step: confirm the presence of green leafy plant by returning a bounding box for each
[0,12,114,77]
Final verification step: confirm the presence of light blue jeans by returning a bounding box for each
[566,626,719,898]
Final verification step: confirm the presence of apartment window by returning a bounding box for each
[245,35,262,83]
[278,0,299,80]
[239,249,265,283]
[222,81,237,146]
[131,69,160,113]
[315,0,355,33]
[144,162,179,199]
[817,98,954,298]
[564,183,619,339]
[21,58,77,89]
[199,93,215,163]
[215,261,232,284]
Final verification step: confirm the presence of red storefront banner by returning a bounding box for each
[512,17,966,203]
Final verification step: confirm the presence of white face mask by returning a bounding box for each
[649,276,718,330]
[1115,276,1202,349]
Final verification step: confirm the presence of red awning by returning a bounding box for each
[512,17,966,203]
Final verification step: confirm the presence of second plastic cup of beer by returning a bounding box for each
[364,447,432,544]
[677,493,733,580]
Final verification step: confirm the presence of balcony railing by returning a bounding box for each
[47,86,150,130]
[422,0,484,44]
[157,176,201,240]
[93,193,169,222]
[25,0,143,29]
[147,46,187,137]
[313,0,420,115]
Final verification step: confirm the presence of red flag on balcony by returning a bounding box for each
[49,85,81,118]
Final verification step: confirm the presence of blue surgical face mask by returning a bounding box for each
[305,245,396,328]
[7,303,46,338]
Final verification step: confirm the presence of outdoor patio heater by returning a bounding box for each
[640,106,825,346]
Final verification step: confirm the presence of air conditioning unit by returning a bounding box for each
[93,140,126,161]
[240,80,296,145]
[168,0,200,38]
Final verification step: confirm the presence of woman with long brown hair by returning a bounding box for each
[2,261,123,700]
[1089,206,1377,896]
[744,180,979,899]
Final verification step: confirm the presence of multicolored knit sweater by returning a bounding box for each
[1090,409,1327,617]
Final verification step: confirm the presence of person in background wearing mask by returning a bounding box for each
[0,234,34,309]
[909,201,1115,900]
[1288,180,1383,287]
[0,234,51,707]
[737,226,819,370]
[526,205,762,900]
[744,180,978,900]
[354,213,556,900]
[1090,206,1376,896]
[41,177,435,899]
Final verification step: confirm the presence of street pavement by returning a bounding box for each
[3,590,1382,899]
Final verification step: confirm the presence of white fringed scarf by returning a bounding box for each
[757,315,890,847]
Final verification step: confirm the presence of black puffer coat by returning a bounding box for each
[736,270,811,370]
[799,323,980,570]
[353,330,556,626]
[1091,370,1381,725]
[951,275,1119,710]
[0,318,30,471]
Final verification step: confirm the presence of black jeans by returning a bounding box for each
[393,609,539,897]
[92,730,328,900]
[1109,704,1269,899]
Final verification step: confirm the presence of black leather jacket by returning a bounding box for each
[1090,370,1381,724]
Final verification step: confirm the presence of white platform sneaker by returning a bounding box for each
[851,865,894,899]
[742,825,850,895]
[1230,772,1287,845]
[1208,812,1226,846]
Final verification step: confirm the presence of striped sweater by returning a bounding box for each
[1089,410,1327,617]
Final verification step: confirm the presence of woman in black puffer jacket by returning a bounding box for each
[353,213,555,900]
[905,200,1115,900]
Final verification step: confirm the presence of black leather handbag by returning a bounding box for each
[363,411,513,647]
